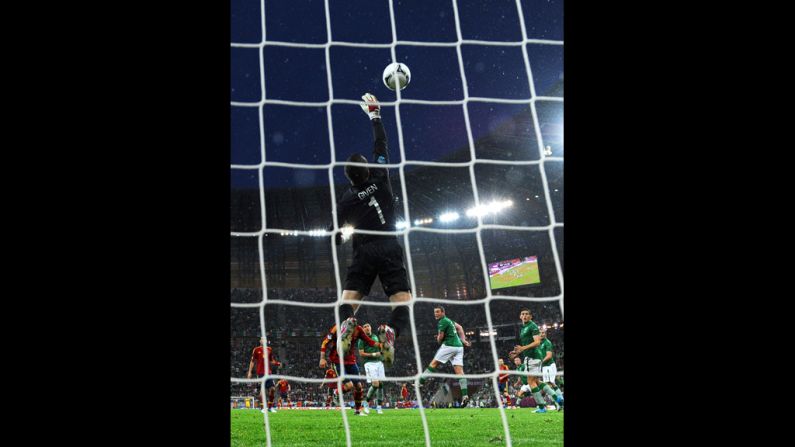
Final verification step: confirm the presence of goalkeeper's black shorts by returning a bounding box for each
[344,238,410,297]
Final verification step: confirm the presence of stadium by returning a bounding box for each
[231,0,563,445]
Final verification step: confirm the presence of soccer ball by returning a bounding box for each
[382,62,411,91]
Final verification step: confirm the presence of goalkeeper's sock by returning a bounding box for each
[388,305,410,339]
[459,378,468,397]
[419,366,436,385]
[366,385,376,400]
[530,387,545,409]
[340,304,355,320]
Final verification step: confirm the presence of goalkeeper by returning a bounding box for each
[331,93,412,368]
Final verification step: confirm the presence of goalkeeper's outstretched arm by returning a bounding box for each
[360,93,389,182]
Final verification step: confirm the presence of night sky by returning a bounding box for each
[231,0,563,190]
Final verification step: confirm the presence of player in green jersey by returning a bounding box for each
[358,323,386,414]
[537,330,564,410]
[418,306,472,407]
[509,308,548,413]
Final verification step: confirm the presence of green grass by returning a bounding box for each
[490,262,541,290]
[231,407,563,446]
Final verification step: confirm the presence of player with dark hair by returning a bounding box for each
[247,337,282,413]
[498,358,512,408]
[538,329,564,410]
[319,365,340,409]
[418,306,472,407]
[331,93,413,367]
[509,308,547,413]
[276,378,292,409]
[320,321,384,416]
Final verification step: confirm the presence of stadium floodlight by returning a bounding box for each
[395,220,408,230]
[439,212,460,223]
[465,200,513,217]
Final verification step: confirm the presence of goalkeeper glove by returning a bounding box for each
[360,93,380,120]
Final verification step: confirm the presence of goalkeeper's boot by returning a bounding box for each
[362,402,370,415]
[378,324,395,367]
[339,317,357,354]
[533,407,547,413]
[556,396,564,410]
[461,396,470,408]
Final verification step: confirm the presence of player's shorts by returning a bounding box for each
[363,361,386,383]
[327,386,337,396]
[432,345,464,366]
[257,375,276,389]
[498,382,507,393]
[280,392,288,399]
[340,363,363,384]
[523,357,542,376]
[345,238,410,297]
[542,362,557,383]
[519,384,533,394]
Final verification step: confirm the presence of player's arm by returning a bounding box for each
[360,93,389,182]
[357,326,384,350]
[319,330,334,368]
[328,205,348,245]
[246,348,257,379]
[514,334,541,354]
[543,350,553,364]
[454,322,471,347]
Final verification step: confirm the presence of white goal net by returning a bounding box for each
[231,1,563,446]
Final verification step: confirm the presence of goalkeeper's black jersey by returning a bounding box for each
[335,119,398,251]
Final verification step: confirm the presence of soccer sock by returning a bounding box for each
[419,366,436,385]
[353,388,363,411]
[530,386,545,408]
[459,378,468,397]
[541,383,557,399]
[388,305,410,339]
[550,384,564,399]
[506,395,512,406]
[376,388,384,406]
[366,385,376,400]
[340,304,355,320]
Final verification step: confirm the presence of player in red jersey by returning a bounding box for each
[319,319,383,416]
[247,338,281,413]
[276,379,292,409]
[319,366,340,409]
[497,358,513,408]
[401,383,410,405]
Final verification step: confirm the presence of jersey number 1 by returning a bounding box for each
[368,197,386,224]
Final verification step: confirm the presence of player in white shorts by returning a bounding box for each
[418,306,472,407]
[509,308,548,413]
[537,330,564,410]
[358,323,386,414]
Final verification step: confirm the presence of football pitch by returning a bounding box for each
[490,263,541,290]
[231,408,563,446]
